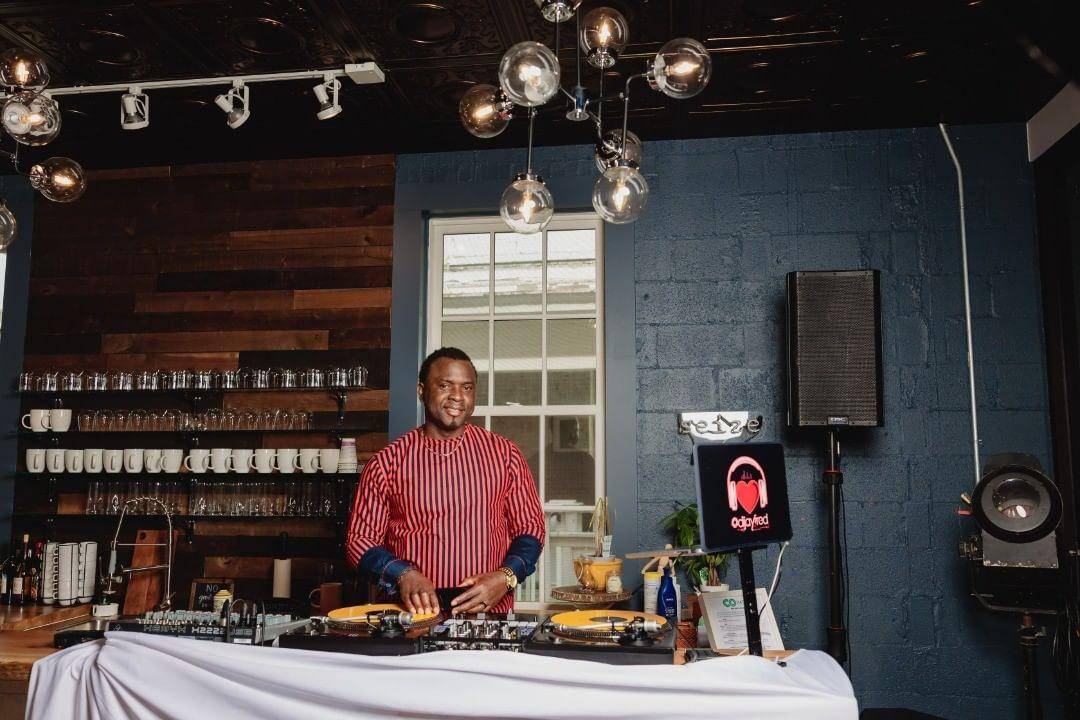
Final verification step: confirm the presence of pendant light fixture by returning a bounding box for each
[0,201,16,250]
[29,156,86,203]
[500,109,554,234]
[461,4,711,230]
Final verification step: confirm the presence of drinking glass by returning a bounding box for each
[86,481,101,515]
[95,410,115,433]
[114,411,129,432]
[284,481,300,517]
[78,411,94,432]
[129,409,148,431]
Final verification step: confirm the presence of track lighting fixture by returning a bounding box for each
[313,74,342,120]
[120,86,149,130]
[214,80,250,129]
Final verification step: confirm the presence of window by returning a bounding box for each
[427,213,605,605]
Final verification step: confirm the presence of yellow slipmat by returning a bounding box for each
[548,609,668,640]
[326,603,440,633]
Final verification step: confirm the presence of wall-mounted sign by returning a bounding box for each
[677,411,763,444]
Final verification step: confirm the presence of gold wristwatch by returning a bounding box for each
[498,566,518,590]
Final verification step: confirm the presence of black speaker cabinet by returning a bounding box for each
[786,270,883,427]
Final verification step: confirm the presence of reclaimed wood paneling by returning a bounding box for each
[23,155,395,603]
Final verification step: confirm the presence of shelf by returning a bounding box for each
[12,472,358,481]
[17,386,374,396]
[15,513,346,522]
[16,427,374,438]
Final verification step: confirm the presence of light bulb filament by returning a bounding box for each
[612,182,630,211]
[598,22,611,45]
[666,60,699,77]
[519,63,543,87]
[52,171,75,188]
[521,195,537,222]
[473,104,495,121]
[14,61,29,85]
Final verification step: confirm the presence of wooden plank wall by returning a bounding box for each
[21,155,395,603]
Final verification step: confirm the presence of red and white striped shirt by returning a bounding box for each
[345,424,546,612]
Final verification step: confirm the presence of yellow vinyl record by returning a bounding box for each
[327,603,439,624]
[549,609,667,629]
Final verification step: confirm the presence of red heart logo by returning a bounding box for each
[735,480,759,514]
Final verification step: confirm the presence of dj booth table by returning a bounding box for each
[27,632,857,720]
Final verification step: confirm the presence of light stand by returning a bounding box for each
[1019,614,1046,720]
[737,547,764,656]
[823,428,847,665]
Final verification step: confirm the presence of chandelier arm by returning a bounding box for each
[526,107,537,173]
[576,8,582,88]
[620,73,647,158]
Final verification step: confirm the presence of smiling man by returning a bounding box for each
[345,347,546,615]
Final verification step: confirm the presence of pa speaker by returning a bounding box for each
[786,270,883,427]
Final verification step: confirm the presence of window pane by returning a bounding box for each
[493,320,541,405]
[544,535,597,602]
[490,416,540,488]
[547,318,596,405]
[547,229,596,314]
[494,232,542,314]
[545,415,596,505]
[441,321,489,405]
[470,416,488,430]
[442,233,489,315]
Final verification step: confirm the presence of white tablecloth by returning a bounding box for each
[27,633,857,720]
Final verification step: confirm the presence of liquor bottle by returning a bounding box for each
[656,566,678,625]
[28,541,43,604]
[10,534,29,606]
[0,548,9,605]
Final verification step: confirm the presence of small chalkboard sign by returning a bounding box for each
[189,578,234,611]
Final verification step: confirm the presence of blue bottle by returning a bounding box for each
[656,567,678,624]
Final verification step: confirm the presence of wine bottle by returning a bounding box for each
[0,549,9,605]
[28,541,43,604]
[11,534,29,606]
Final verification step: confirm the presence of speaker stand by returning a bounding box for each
[824,429,848,666]
[737,548,763,656]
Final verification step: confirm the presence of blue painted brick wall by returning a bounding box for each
[397,122,1057,718]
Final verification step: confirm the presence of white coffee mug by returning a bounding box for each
[144,449,163,474]
[49,409,72,433]
[251,449,275,474]
[298,448,320,474]
[162,449,184,473]
[231,448,254,474]
[83,449,103,474]
[104,449,123,474]
[123,449,144,473]
[319,448,340,474]
[26,448,46,473]
[46,448,65,473]
[210,448,231,474]
[64,449,84,473]
[185,449,211,473]
[276,448,298,474]
[21,409,50,432]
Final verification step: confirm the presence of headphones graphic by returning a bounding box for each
[726,456,768,512]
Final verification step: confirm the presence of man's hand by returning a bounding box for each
[451,571,509,614]
[398,569,439,615]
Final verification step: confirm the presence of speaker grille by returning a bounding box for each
[787,270,883,427]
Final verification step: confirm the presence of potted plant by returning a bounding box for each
[661,503,729,619]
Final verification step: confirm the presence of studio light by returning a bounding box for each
[313,74,342,120]
[1,90,61,146]
[120,86,149,130]
[28,156,86,203]
[214,80,250,129]
[0,47,49,89]
[459,84,513,138]
[0,201,17,250]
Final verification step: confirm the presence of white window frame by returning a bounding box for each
[426,213,606,606]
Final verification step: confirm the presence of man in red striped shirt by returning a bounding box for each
[346,347,546,615]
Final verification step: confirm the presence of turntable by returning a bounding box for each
[524,610,676,665]
[278,603,439,656]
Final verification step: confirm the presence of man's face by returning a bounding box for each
[418,358,476,433]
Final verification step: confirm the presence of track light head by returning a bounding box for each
[313,74,342,120]
[120,86,149,130]
[214,80,250,129]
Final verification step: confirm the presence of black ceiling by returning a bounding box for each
[0,0,1075,169]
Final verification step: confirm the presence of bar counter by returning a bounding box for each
[0,605,92,719]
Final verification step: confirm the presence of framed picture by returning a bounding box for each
[189,578,234,611]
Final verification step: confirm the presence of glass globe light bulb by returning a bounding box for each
[0,48,49,89]
[1,90,60,146]
[499,41,561,108]
[459,84,513,138]
[29,157,86,203]
[648,37,712,99]
[580,7,628,68]
[0,202,16,250]
[533,0,582,22]
[595,129,643,172]
[500,172,554,234]
[592,164,649,224]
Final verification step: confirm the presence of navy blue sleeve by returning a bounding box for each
[500,533,543,582]
[358,545,414,595]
